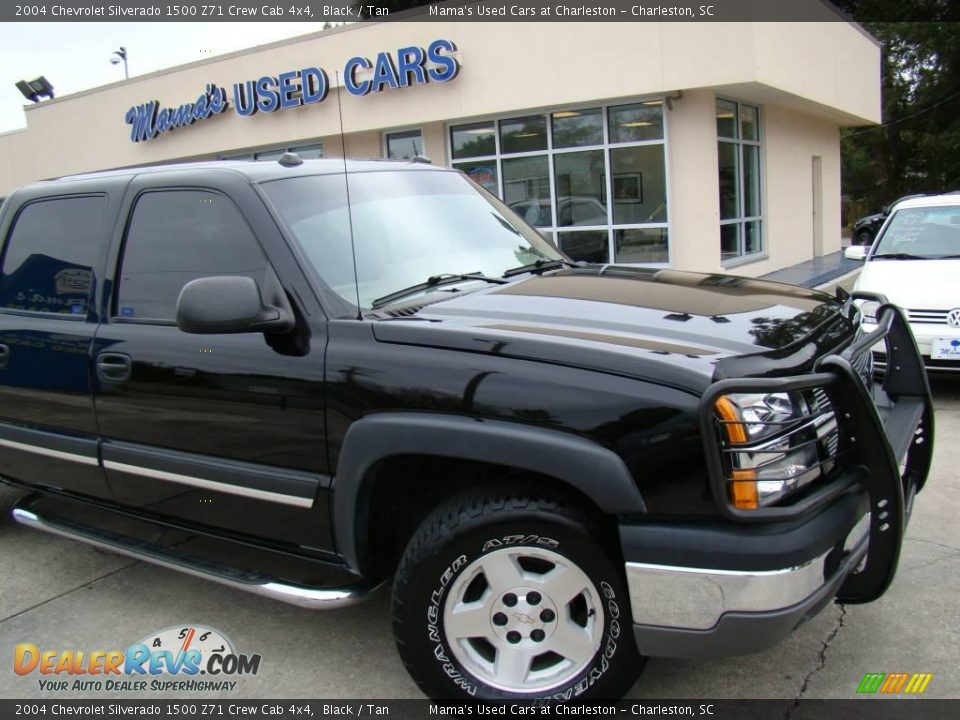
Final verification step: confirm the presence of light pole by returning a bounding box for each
[110,47,129,80]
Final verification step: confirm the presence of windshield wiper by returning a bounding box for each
[502,258,577,278]
[870,253,931,260]
[371,272,508,309]
[871,253,931,260]
[929,254,960,259]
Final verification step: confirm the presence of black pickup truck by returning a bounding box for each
[0,157,933,700]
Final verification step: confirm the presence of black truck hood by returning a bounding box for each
[372,267,853,392]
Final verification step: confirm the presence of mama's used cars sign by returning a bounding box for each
[124,39,459,143]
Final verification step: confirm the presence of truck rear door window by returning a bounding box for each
[0,195,107,316]
[115,190,267,322]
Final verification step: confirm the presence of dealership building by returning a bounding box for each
[0,17,880,276]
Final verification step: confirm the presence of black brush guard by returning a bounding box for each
[699,293,934,604]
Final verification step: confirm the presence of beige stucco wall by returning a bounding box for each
[735,105,843,277]
[664,88,721,273]
[0,18,878,276]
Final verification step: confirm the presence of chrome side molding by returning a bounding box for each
[11,507,373,610]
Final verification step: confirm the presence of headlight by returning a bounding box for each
[714,391,806,444]
[859,300,880,324]
[714,390,837,510]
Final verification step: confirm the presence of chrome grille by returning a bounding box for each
[906,309,949,325]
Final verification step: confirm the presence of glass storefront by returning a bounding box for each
[449,100,670,265]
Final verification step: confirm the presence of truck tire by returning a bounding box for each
[392,489,644,700]
[855,229,873,246]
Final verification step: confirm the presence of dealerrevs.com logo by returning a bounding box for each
[14,625,261,693]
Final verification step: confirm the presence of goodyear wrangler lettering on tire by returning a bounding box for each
[393,490,644,699]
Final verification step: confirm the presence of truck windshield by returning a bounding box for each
[261,169,564,309]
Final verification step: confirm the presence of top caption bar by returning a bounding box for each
[0,1,908,24]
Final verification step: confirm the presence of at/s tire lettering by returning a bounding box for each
[392,490,645,700]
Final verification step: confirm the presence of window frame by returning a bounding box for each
[111,187,270,326]
[717,98,765,267]
[445,97,672,267]
[0,192,109,321]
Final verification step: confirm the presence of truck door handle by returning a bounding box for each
[0,344,8,370]
[96,352,133,384]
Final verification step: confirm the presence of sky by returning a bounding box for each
[0,22,328,134]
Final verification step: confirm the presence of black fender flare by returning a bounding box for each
[332,412,645,572]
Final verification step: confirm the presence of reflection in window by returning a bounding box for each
[717,142,739,220]
[117,191,268,322]
[716,99,738,139]
[615,228,669,264]
[554,150,607,227]
[552,108,603,148]
[503,156,551,227]
[386,130,423,159]
[611,145,667,224]
[721,223,739,262]
[500,115,547,154]
[558,230,609,264]
[451,122,496,159]
[0,196,107,315]
[609,102,664,143]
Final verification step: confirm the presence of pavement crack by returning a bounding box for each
[904,536,960,553]
[783,604,846,720]
[909,553,960,572]
[0,561,138,625]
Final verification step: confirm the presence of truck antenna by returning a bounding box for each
[334,70,363,319]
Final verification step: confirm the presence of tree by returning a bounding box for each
[834,1,960,213]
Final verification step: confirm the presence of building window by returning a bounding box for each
[449,99,670,265]
[220,142,323,161]
[385,130,423,159]
[717,99,762,263]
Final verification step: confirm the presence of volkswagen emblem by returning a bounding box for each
[948,308,960,328]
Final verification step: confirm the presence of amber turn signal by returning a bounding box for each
[729,469,758,510]
[714,396,748,444]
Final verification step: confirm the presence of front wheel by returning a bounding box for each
[392,490,644,700]
[855,229,873,246]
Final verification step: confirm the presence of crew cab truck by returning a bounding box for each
[0,157,933,700]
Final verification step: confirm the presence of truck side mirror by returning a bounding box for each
[844,245,868,261]
[176,275,294,334]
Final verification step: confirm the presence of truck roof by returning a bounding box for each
[38,156,445,187]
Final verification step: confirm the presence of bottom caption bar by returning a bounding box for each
[3,700,955,719]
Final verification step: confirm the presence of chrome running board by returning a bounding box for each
[12,505,376,610]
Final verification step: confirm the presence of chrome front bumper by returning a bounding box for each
[626,511,870,654]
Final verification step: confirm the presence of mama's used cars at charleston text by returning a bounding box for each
[0,156,933,699]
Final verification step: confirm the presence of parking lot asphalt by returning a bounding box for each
[0,383,957,702]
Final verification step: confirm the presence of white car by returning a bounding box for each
[845,193,960,371]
